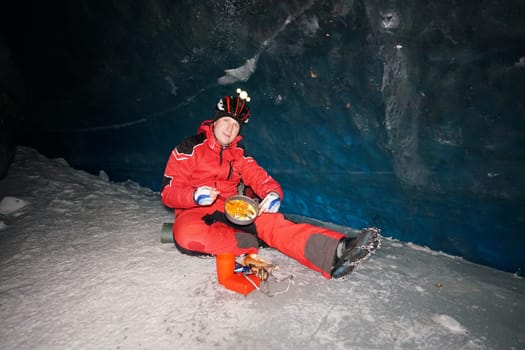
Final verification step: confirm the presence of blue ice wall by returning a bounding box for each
[2,0,524,275]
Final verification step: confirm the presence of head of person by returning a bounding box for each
[213,88,251,146]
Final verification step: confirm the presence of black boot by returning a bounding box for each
[331,227,381,279]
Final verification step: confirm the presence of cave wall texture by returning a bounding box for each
[1,0,524,275]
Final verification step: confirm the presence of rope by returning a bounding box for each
[242,269,294,297]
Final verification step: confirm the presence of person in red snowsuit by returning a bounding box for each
[161,89,379,279]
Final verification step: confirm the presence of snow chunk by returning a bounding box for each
[514,56,525,68]
[406,242,434,253]
[99,170,110,182]
[432,314,468,335]
[0,196,29,216]
[218,56,258,85]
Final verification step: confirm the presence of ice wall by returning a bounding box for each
[1,0,524,275]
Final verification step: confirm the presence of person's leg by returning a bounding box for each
[254,213,345,279]
[173,207,259,256]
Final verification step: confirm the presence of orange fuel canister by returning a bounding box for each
[216,253,235,285]
[215,254,260,295]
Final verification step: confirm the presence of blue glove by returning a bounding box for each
[259,192,281,214]
[194,186,215,206]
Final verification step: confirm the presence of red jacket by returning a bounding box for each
[161,120,283,213]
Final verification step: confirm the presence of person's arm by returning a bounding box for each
[241,155,283,201]
[161,143,201,209]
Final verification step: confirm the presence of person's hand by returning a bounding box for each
[258,192,281,214]
[194,186,220,206]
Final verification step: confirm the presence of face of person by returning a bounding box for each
[213,117,240,146]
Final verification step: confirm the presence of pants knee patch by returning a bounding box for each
[304,233,340,273]
[235,232,259,249]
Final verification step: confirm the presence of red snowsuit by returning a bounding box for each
[161,120,345,279]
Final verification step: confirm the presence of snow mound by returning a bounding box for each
[432,314,469,335]
[0,196,29,216]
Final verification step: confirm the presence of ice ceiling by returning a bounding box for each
[1,0,524,275]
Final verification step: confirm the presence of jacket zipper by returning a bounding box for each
[219,147,233,180]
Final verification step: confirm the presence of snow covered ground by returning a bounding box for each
[0,147,524,350]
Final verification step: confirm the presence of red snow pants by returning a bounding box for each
[172,200,345,279]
